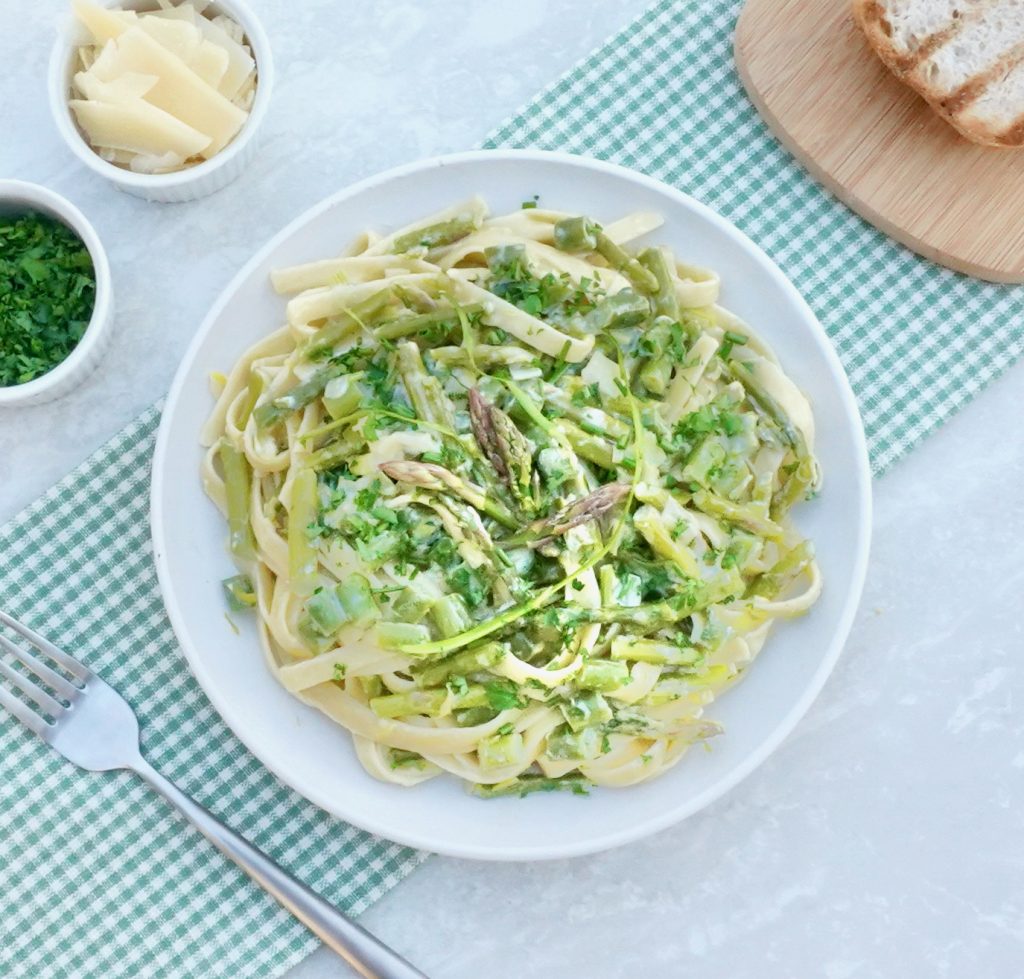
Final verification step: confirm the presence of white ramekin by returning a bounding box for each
[47,0,273,204]
[0,180,114,408]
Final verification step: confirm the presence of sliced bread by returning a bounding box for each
[854,0,1024,146]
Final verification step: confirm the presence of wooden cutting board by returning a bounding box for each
[735,0,1024,283]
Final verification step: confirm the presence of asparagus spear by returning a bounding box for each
[391,212,481,255]
[300,289,394,361]
[491,407,534,506]
[254,363,348,430]
[468,388,536,511]
[468,387,509,482]
[430,345,536,369]
[556,420,618,470]
[553,216,659,295]
[218,439,255,560]
[370,684,491,719]
[375,303,482,341]
[638,247,680,320]
[586,290,652,331]
[414,641,506,688]
[508,482,631,548]
[411,492,532,603]
[637,317,675,395]
[379,460,517,528]
[287,468,320,596]
[609,637,702,667]
[395,341,456,430]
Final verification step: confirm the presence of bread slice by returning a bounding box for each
[854,0,1024,146]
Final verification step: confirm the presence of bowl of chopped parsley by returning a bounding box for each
[0,179,112,406]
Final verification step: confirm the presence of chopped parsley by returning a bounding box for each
[0,212,96,386]
[484,679,526,711]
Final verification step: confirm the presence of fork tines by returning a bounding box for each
[0,610,88,734]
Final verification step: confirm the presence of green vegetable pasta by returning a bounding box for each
[201,197,822,797]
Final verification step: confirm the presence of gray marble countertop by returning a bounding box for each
[3,1,1022,977]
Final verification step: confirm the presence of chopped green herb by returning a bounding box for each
[0,212,96,386]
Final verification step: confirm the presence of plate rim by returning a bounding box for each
[151,148,873,860]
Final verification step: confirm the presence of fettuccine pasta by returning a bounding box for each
[202,197,822,798]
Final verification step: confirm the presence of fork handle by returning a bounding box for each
[131,757,428,979]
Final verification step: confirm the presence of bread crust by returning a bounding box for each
[852,0,1024,147]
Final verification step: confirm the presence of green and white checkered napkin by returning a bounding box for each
[3,1,1023,977]
[0,406,428,979]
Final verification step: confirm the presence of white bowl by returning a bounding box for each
[47,0,273,204]
[0,180,114,408]
[152,150,872,860]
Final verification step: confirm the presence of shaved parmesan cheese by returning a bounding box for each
[110,28,245,154]
[136,16,229,90]
[68,0,256,174]
[70,98,212,159]
[150,2,254,98]
[71,0,136,43]
[136,16,201,61]
[74,70,157,104]
[188,38,229,89]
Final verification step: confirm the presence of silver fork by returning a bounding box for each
[0,609,426,979]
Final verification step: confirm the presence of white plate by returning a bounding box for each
[152,150,871,861]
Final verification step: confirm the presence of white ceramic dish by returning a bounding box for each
[0,180,114,408]
[152,150,871,860]
[48,0,273,204]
